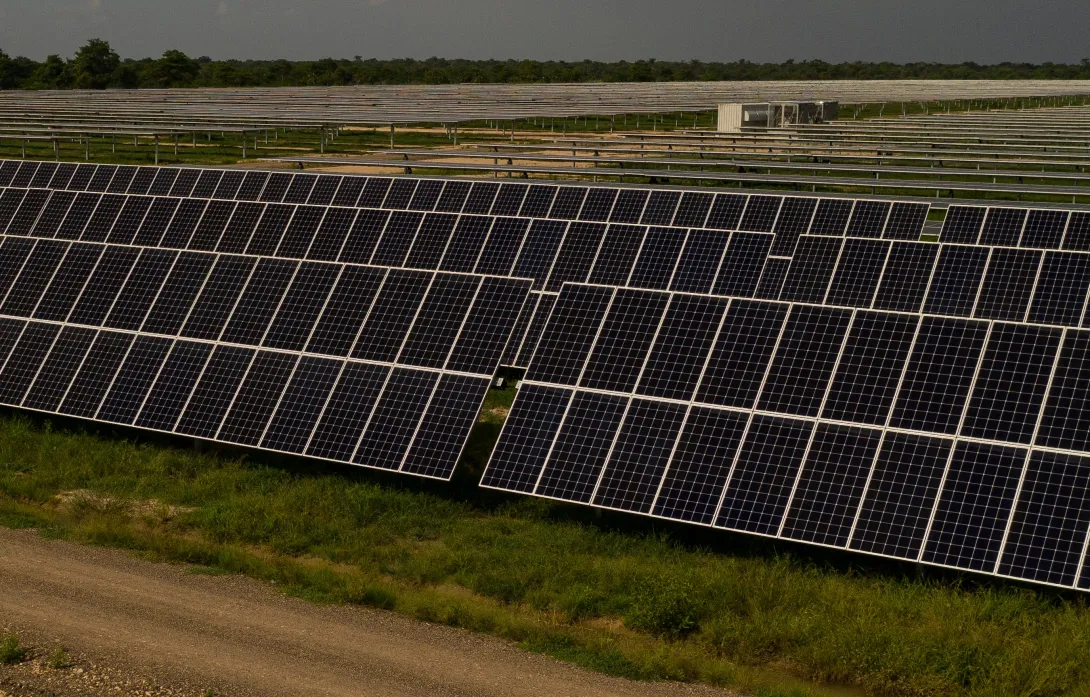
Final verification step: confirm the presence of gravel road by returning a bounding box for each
[0,528,733,697]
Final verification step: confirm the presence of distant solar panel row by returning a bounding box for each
[483,282,1090,590]
[0,235,530,479]
[0,158,930,247]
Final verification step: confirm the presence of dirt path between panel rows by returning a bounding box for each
[0,528,732,697]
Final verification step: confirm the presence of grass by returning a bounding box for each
[2,405,1090,697]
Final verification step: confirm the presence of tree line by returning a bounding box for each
[2,39,1090,90]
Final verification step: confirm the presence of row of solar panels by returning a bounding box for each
[6,158,1089,256]
[0,158,930,240]
[0,181,933,368]
[942,206,1090,250]
[482,284,1090,590]
[0,187,792,294]
[775,235,1090,327]
[504,232,1090,370]
[6,184,1090,368]
[0,234,530,479]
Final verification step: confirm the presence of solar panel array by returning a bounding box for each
[0,230,530,480]
[8,159,1090,590]
[482,280,1090,590]
[0,159,931,368]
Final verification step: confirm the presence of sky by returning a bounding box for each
[0,0,1088,64]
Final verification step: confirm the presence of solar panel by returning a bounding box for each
[483,278,1090,591]
[0,231,530,480]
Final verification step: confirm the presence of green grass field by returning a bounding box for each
[2,400,1090,697]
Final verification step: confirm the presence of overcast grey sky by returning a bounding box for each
[0,0,1087,64]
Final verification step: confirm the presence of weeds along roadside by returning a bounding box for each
[1,401,1090,697]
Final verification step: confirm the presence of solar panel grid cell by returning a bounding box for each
[1021,210,1069,249]
[779,235,842,304]
[627,227,685,290]
[548,187,587,220]
[190,171,222,200]
[462,182,499,214]
[5,189,50,236]
[980,208,1028,246]
[809,199,853,236]
[824,238,890,307]
[545,222,604,291]
[53,193,99,241]
[738,195,782,232]
[640,190,682,226]
[781,423,883,547]
[434,180,471,213]
[476,217,531,276]
[30,163,59,190]
[672,192,714,229]
[753,257,790,301]
[6,163,37,189]
[31,191,77,239]
[769,197,817,256]
[883,202,930,241]
[593,399,687,513]
[578,188,618,222]
[845,200,890,239]
[974,248,1043,321]
[712,232,772,297]
[579,288,668,393]
[871,242,938,313]
[924,245,990,316]
[304,175,339,206]
[670,229,731,294]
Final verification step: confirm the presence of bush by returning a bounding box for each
[0,634,26,665]
[48,647,70,669]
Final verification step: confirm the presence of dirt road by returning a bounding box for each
[0,528,731,697]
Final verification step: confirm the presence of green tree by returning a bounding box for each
[31,55,70,88]
[71,38,120,88]
[0,46,17,88]
[148,49,200,87]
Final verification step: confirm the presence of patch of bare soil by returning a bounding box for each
[0,527,733,697]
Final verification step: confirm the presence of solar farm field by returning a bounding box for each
[7,91,1090,697]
